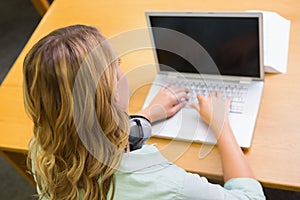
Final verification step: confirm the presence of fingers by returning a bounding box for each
[170,101,186,115]
[216,91,222,98]
[175,91,189,102]
[163,84,189,103]
[208,91,222,98]
[197,91,231,107]
[162,83,172,89]
[197,94,205,105]
[225,96,232,108]
[163,83,189,93]
[164,84,232,109]
[206,91,231,114]
[197,93,205,100]
[172,87,189,94]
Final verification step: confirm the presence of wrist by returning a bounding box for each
[135,108,152,123]
[212,120,232,139]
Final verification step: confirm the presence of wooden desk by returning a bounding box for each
[1,0,300,191]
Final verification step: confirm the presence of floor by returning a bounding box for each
[0,0,300,199]
[0,0,40,199]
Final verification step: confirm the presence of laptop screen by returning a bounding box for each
[149,15,261,78]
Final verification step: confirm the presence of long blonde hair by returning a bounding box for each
[23,25,129,200]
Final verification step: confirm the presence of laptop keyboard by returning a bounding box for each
[165,78,248,114]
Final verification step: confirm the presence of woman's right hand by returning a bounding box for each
[192,91,231,138]
[195,92,256,183]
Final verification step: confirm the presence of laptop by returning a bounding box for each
[142,11,264,148]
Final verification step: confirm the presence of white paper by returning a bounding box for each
[248,10,290,74]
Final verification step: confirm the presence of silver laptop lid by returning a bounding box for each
[146,11,264,81]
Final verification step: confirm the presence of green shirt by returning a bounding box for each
[112,144,265,200]
[33,144,265,199]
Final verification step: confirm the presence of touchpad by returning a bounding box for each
[151,108,212,142]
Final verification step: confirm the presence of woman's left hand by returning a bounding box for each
[136,84,189,123]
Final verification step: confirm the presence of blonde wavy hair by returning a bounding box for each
[23,25,129,200]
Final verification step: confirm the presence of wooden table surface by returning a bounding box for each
[1,0,300,191]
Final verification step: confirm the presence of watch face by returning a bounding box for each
[129,117,152,150]
[129,119,144,151]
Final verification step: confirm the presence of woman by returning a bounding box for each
[23,24,265,199]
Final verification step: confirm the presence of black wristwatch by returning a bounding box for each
[128,115,152,151]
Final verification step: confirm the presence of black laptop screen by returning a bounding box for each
[149,15,260,78]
